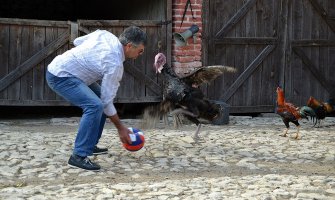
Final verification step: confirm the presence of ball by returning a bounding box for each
[122,127,145,151]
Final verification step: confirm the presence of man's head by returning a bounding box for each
[119,26,147,59]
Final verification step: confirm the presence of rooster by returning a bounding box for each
[307,96,335,127]
[276,87,316,139]
[142,52,236,140]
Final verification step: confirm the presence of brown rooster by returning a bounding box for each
[307,96,335,127]
[142,53,236,140]
[276,87,316,139]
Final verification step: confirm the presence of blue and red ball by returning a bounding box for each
[122,127,145,151]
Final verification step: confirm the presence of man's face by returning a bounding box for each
[125,43,145,59]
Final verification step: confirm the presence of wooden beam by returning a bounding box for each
[69,21,78,44]
[220,45,276,102]
[215,37,278,45]
[78,20,162,27]
[292,46,335,95]
[230,105,275,113]
[0,31,69,92]
[215,0,257,39]
[123,61,162,95]
[291,39,335,46]
[0,18,68,27]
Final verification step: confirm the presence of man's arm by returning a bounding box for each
[108,114,132,144]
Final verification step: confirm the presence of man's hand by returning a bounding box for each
[117,125,132,144]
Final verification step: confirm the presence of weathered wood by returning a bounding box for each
[203,0,334,113]
[0,100,71,106]
[78,20,162,27]
[292,39,335,46]
[215,0,257,39]
[0,25,9,99]
[221,45,276,102]
[19,26,33,101]
[0,18,68,27]
[123,61,161,95]
[7,26,22,99]
[32,27,46,100]
[230,105,275,113]
[292,46,335,95]
[70,21,79,44]
[0,31,69,92]
[309,0,335,33]
[215,37,277,45]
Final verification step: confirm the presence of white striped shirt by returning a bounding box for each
[48,30,125,116]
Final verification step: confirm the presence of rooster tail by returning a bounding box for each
[276,87,285,106]
[299,106,318,126]
[307,96,322,109]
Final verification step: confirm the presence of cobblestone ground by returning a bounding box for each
[0,116,334,200]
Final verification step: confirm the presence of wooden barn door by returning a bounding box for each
[203,0,335,113]
[285,0,335,106]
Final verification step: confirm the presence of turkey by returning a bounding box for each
[142,52,236,140]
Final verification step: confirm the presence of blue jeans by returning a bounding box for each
[46,70,106,157]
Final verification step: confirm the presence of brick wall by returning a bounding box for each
[172,0,203,75]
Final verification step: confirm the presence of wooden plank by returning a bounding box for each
[44,27,60,100]
[7,25,22,100]
[308,0,335,33]
[0,18,68,27]
[291,39,335,46]
[287,0,303,104]
[145,27,161,97]
[0,24,9,99]
[70,21,79,44]
[230,105,274,113]
[215,37,277,45]
[292,46,335,95]
[215,0,257,38]
[220,45,276,102]
[78,20,162,27]
[32,26,46,100]
[0,100,71,106]
[19,26,33,101]
[0,31,69,92]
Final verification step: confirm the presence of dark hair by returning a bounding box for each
[119,26,147,46]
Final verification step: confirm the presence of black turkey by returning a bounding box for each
[142,53,236,140]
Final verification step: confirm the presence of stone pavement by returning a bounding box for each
[0,116,334,200]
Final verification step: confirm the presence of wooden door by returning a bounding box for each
[203,0,335,113]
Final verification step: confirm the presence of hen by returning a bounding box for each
[307,96,335,127]
[143,52,236,140]
[276,87,316,139]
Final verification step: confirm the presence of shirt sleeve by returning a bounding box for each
[100,63,124,116]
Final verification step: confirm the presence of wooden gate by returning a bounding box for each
[0,18,171,106]
[0,18,71,106]
[203,0,335,113]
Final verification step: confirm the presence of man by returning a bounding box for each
[46,26,147,171]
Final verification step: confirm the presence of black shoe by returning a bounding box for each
[68,154,101,171]
[93,146,108,155]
